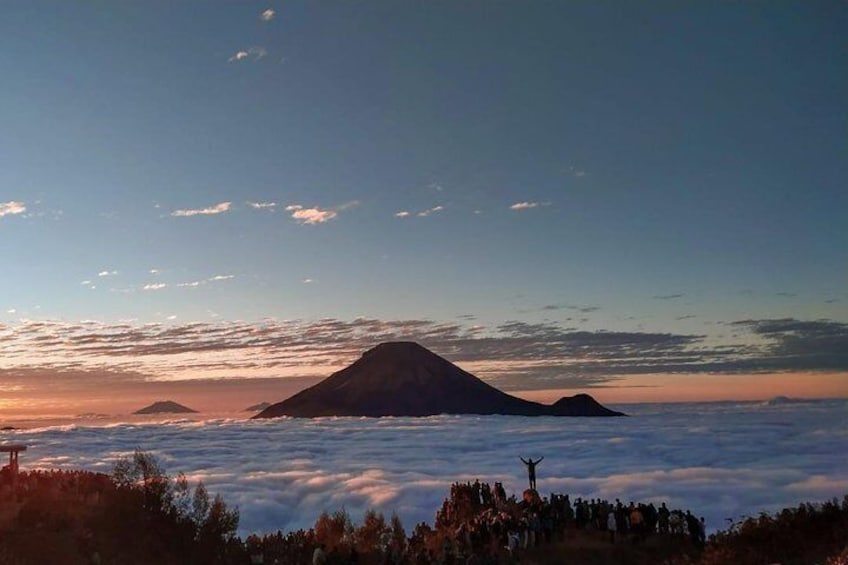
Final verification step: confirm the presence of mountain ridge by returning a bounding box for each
[255,342,624,418]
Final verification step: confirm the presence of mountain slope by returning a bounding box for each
[255,342,624,418]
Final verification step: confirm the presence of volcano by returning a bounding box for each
[254,342,625,418]
[134,400,197,415]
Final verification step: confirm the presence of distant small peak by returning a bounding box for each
[134,400,197,414]
[245,401,271,412]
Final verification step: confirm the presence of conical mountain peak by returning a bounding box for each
[255,342,625,418]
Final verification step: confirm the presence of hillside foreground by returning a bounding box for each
[0,453,846,564]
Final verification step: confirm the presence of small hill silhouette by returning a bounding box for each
[255,342,624,418]
[551,393,624,417]
[245,402,271,412]
[134,400,197,415]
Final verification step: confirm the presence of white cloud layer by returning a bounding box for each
[171,202,232,217]
[8,401,846,538]
[0,201,26,217]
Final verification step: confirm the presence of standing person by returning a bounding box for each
[312,543,327,565]
[607,510,617,544]
[658,502,670,534]
[519,456,544,491]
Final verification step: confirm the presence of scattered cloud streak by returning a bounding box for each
[171,202,232,217]
[247,201,276,210]
[260,9,275,21]
[729,318,848,371]
[0,201,26,218]
[229,47,267,63]
[416,205,444,217]
[285,202,357,225]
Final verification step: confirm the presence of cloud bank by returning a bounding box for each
[7,400,846,537]
[1,317,846,394]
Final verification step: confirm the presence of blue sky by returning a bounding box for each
[0,2,846,408]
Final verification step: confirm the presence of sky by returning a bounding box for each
[1,1,846,416]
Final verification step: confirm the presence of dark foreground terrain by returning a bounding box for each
[0,453,846,564]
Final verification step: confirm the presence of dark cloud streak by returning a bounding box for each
[2,317,846,393]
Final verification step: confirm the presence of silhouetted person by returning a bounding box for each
[312,543,327,565]
[520,456,543,490]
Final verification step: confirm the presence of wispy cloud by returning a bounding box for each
[653,294,684,300]
[171,202,232,217]
[0,201,26,218]
[302,278,314,284]
[394,211,410,218]
[97,270,118,277]
[285,202,358,225]
[177,275,235,288]
[285,205,336,225]
[143,283,167,291]
[229,47,268,63]
[509,201,545,211]
[417,205,444,217]
[568,166,588,178]
[260,8,275,21]
[247,201,276,210]
[542,304,600,314]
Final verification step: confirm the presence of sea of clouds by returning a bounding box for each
[3,400,847,537]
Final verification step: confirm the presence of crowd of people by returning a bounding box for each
[0,457,708,564]
[243,477,708,564]
[425,479,706,563]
